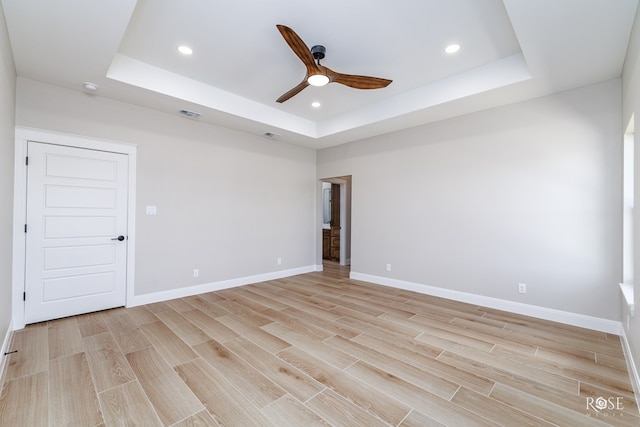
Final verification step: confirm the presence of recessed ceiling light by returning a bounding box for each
[445,44,461,54]
[177,45,193,55]
[311,101,321,108]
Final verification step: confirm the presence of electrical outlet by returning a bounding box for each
[518,283,526,294]
[277,258,282,265]
[386,264,391,272]
[193,269,199,278]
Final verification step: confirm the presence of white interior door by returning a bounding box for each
[24,141,129,323]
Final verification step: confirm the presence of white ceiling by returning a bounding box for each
[1,0,638,149]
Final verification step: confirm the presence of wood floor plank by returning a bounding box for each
[404,297,487,320]
[49,352,103,426]
[164,297,198,313]
[154,309,211,346]
[216,289,274,313]
[338,279,404,299]
[488,321,606,360]
[596,351,630,371]
[180,309,239,342]
[0,372,48,427]
[261,308,335,341]
[320,294,387,317]
[4,326,48,380]
[98,380,162,426]
[305,389,389,427]
[276,346,412,426]
[280,306,361,339]
[416,331,496,355]
[332,306,423,339]
[184,295,230,318]
[414,324,497,353]
[48,317,84,360]
[140,320,198,367]
[199,291,226,303]
[490,383,612,427]
[345,360,499,427]
[437,348,579,395]
[102,311,152,354]
[353,330,443,359]
[262,322,357,370]
[536,345,632,380]
[235,287,290,311]
[451,386,555,426]
[443,316,538,355]
[175,358,274,427]
[261,394,331,427]
[264,293,343,321]
[495,345,633,395]
[325,335,460,400]
[126,347,204,425]
[75,311,110,337]
[344,294,417,319]
[224,336,326,402]
[351,333,494,395]
[193,339,286,408]
[170,410,219,427]
[124,305,160,326]
[82,332,135,392]
[216,314,290,354]
[399,410,447,427]
[489,311,621,357]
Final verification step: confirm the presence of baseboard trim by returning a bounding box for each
[350,272,622,335]
[128,265,316,307]
[620,327,640,411]
[0,321,14,391]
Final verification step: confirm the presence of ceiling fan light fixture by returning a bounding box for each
[307,74,330,87]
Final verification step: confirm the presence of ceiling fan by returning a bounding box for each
[276,24,392,103]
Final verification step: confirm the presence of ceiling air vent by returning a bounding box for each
[179,109,201,118]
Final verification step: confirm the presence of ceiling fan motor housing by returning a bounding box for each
[311,45,326,61]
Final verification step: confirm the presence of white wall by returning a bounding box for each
[15,78,317,297]
[0,4,16,356]
[622,0,640,393]
[318,79,622,321]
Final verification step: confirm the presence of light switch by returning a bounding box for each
[146,205,157,215]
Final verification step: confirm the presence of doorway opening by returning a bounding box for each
[320,176,351,267]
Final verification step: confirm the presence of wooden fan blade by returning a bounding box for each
[324,66,392,89]
[276,25,319,73]
[276,79,310,103]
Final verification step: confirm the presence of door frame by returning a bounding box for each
[12,127,137,329]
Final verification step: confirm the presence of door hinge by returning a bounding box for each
[23,292,25,301]
[24,224,27,233]
[25,156,28,166]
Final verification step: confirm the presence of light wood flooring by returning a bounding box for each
[1,262,638,426]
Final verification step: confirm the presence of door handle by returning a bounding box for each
[111,235,125,241]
